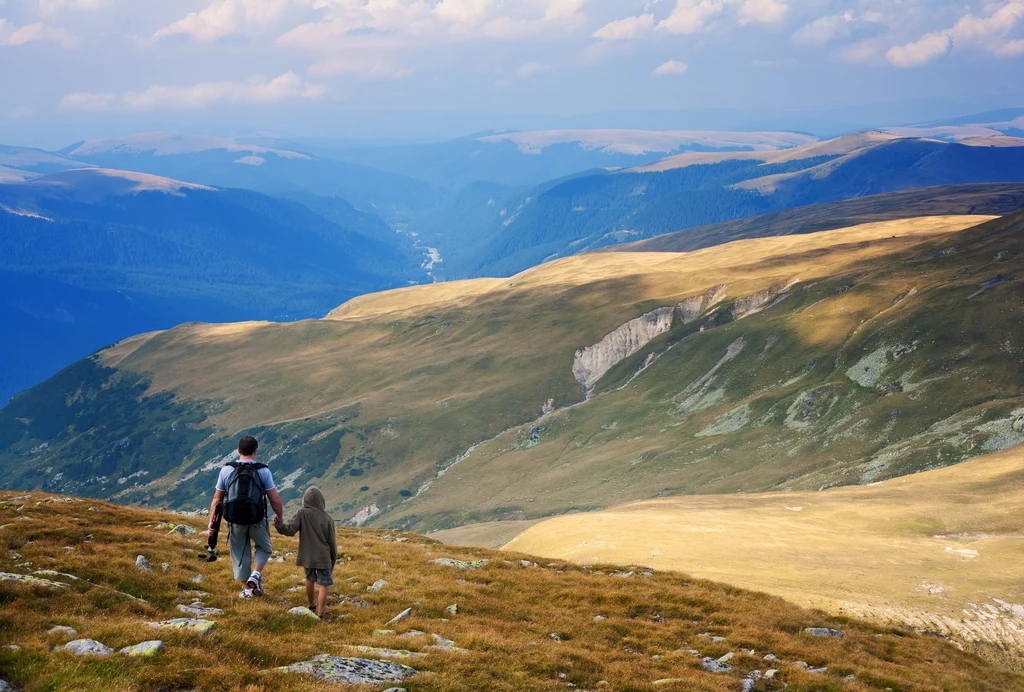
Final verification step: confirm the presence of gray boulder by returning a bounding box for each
[135,555,152,572]
[803,627,843,638]
[176,604,224,618]
[168,525,197,536]
[0,679,12,691]
[47,626,77,638]
[367,579,388,592]
[63,639,113,657]
[701,657,732,673]
[119,641,165,657]
[386,608,414,625]
[278,655,417,684]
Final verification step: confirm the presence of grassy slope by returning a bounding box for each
[503,446,1024,668]
[7,213,1024,532]
[0,491,1020,691]
[612,183,1024,253]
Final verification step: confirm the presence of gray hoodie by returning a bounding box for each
[274,487,338,570]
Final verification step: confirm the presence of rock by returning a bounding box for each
[804,627,843,638]
[168,524,197,536]
[653,679,687,687]
[701,657,732,673]
[367,579,388,592]
[397,630,425,639]
[793,661,808,669]
[288,607,320,619]
[444,603,458,615]
[373,629,396,636]
[519,560,534,567]
[387,608,414,625]
[146,618,217,636]
[161,563,171,572]
[741,680,755,692]
[573,307,675,389]
[808,666,828,674]
[278,655,417,684]
[348,646,425,660]
[593,615,607,622]
[135,555,152,572]
[191,574,207,584]
[764,670,777,679]
[717,652,734,662]
[548,633,562,642]
[428,558,488,570]
[119,640,165,657]
[4,645,20,651]
[63,639,113,657]
[844,674,857,681]
[428,634,466,652]
[763,653,779,662]
[47,625,78,638]
[0,572,68,589]
[177,604,224,618]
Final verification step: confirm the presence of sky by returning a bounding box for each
[1,0,1023,147]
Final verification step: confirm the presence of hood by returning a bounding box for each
[303,486,326,511]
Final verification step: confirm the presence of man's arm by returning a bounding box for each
[267,488,284,524]
[208,489,225,534]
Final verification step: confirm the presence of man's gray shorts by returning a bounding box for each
[227,520,272,582]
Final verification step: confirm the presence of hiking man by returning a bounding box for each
[207,435,284,599]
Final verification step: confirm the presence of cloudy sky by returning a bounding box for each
[1,0,1022,146]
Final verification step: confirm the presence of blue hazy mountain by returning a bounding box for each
[0,167,419,404]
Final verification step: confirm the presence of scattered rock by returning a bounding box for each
[0,573,68,589]
[387,608,414,626]
[177,604,224,618]
[168,524,197,536]
[0,681,12,692]
[119,640,165,657]
[397,630,425,639]
[427,634,466,652]
[278,655,417,685]
[146,618,217,636]
[549,633,562,642]
[741,680,755,692]
[444,603,458,615]
[4,645,20,651]
[63,639,113,657]
[382,688,407,692]
[349,646,424,660]
[764,670,777,679]
[763,653,779,662]
[428,558,488,570]
[653,679,687,687]
[288,607,320,619]
[701,657,732,673]
[593,615,607,622]
[844,674,857,681]
[191,574,207,584]
[519,560,535,567]
[717,652,734,662]
[161,563,171,572]
[367,579,388,592]
[803,627,843,638]
[135,556,152,572]
[373,630,396,636]
[47,626,78,638]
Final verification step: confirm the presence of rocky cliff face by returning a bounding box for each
[676,285,727,324]
[572,307,675,392]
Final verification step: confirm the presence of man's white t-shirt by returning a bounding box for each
[215,461,276,493]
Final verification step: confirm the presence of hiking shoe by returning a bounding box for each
[238,588,254,599]
[246,573,264,597]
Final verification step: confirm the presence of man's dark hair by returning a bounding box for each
[238,436,259,456]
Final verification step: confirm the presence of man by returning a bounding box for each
[208,435,284,599]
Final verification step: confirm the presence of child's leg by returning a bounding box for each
[317,583,329,617]
[305,580,316,610]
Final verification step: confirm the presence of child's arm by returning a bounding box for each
[329,518,338,566]
[274,510,301,536]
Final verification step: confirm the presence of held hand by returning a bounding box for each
[274,514,284,524]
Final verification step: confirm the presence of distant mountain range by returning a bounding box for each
[0,168,415,405]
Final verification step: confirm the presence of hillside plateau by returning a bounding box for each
[4,211,1024,540]
[501,445,1024,668]
[0,491,1018,691]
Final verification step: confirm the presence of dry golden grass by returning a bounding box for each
[504,446,1024,669]
[2,491,1020,691]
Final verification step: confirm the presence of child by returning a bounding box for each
[274,486,338,618]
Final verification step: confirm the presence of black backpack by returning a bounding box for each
[222,462,269,525]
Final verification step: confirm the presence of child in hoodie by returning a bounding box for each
[274,486,338,618]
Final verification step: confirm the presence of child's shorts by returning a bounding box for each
[305,568,334,586]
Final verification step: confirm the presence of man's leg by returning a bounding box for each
[228,523,253,584]
[246,519,273,596]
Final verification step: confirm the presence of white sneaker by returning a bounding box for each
[239,588,254,599]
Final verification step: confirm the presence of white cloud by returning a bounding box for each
[885,30,951,67]
[886,1,1024,67]
[0,18,79,47]
[308,55,412,79]
[593,13,654,40]
[738,0,785,25]
[653,59,688,75]
[658,0,724,34]
[792,13,847,47]
[60,72,325,111]
[154,0,294,42]
[516,60,547,77]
